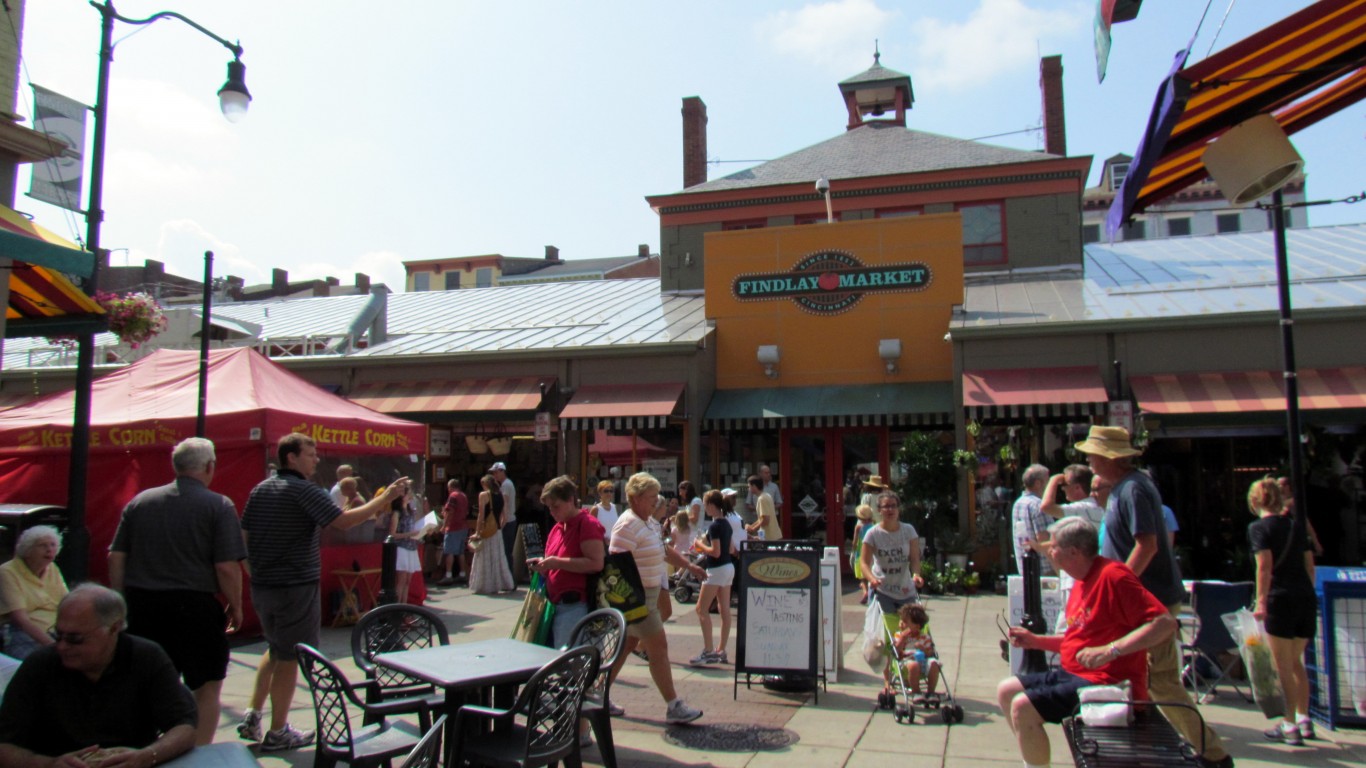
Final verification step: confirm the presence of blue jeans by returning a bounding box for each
[550,600,589,649]
[3,625,43,660]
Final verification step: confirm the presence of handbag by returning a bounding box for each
[465,423,489,455]
[512,573,555,647]
[594,551,649,624]
[1077,682,1132,726]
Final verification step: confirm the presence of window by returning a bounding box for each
[445,271,461,290]
[475,267,493,288]
[1166,218,1191,237]
[413,272,430,292]
[876,207,922,218]
[959,203,1005,265]
[1123,220,1146,240]
[722,219,766,231]
[1082,223,1101,244]
[1109,162,1130,191]
[794,212,836,225]
[1216,213,1241,233]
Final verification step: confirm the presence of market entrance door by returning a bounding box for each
[782,427,887,571]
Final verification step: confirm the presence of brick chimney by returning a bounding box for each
[272,268,288,296]
[355,272,370,292]
[1039,55,1066,157]
[545,245,560,261]
[225,275,244,301]
[682,96,707,189]
[638,244,650,258]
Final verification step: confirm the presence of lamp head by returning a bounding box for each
[815,176,831,195]
[218,58,252,123]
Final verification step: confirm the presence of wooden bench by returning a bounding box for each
[1064,700,1205,767]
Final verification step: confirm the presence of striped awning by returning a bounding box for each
[348,377,552,414]
[1109,0,1366,233]
[963,366,1109,420]
[559,382,684,430]
[1131,368,1366,414]
[703,382,953,430]
[1,204,104,338]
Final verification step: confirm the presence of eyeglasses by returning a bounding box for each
[878,504,899,511]
[49,629,91,645]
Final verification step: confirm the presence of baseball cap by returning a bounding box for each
[488,461,507,472]
[720,488,738,498]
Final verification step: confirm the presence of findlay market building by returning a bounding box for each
[6,57,1366,575]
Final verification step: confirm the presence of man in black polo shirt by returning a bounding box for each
[0,584,197,768]
[237,433,407,752]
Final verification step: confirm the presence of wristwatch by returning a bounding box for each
[1107,642,1121,660]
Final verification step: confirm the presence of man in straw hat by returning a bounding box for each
[1074,425,1232,768]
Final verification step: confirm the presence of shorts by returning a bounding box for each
[252,582,321,661]
[550,600,589,648]
[443,529,469,556]
[626,586,666,640]
[1018,668,1093,724]
[899,650,929,678]
[125,587,230,690]
[874,590,917,616]
[1265,593,1317,639]
[395,547,422,573]
[703,562,735,587]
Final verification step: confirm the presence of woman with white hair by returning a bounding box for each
[0,525,69,659]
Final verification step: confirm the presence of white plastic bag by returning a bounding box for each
[861,598,886,671]
[1222,607,1284,719]
[1078,682,1132,727]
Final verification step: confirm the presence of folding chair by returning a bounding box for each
[1180,581,1254,704]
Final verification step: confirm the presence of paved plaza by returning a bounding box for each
[217,582,1366,767]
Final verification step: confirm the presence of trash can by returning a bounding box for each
[1308,566,1366,731]
[0,504,69,566]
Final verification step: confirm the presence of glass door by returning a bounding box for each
[784,431,828,545]
[783,427,887,571]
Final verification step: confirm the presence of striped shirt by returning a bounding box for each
[241,469,341,587]
[610,510,668,589]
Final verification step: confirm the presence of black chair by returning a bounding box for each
[351,604,450,722]
[449,645,600,768]
[296,643,432,768]
[564,609,626,768]
[1180,580,1255,704]
[398,714,445,768]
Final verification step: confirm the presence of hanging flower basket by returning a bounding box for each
[103,291,168,348]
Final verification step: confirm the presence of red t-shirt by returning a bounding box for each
[442,491,469,532]
[544,511,606,604]
[1059,557,1168,698]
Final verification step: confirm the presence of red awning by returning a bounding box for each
[963,367,1108,419]
[1131,368,1366,414]
[1110,0,1366,231]
[559,383,684,429]
[348,377,550,413]
[0,204,104,337]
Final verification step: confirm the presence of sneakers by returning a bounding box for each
[1263,722,1304,746]
[605,699,625,717]
[688,650,715,666]
[707,650,729,665]
[665,699,703,725]
[237,710,262,742]
[261,723,316,752]
[1298,719,1316,740]
[436,576,456,586]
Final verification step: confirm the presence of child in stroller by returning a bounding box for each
[877,602,964,724]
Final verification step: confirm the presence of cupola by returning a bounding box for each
[838,47,914,130]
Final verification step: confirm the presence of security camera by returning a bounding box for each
[815,176,830,194]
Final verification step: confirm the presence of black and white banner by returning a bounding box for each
[29,85,89,212]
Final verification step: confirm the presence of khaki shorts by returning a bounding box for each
[626,587,665,640]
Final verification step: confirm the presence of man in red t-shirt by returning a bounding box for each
[437,478,470,586]
[997,516,1175,768]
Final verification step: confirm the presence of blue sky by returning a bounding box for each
[16,0,1364,291]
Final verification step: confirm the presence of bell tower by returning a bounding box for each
[838,46,914,130]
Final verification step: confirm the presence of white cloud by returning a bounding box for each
[909,0,1086,92]
[153,219,256,284]
[759,0,897,71]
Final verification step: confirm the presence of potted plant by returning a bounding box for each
[938,530,974,570]
[940,562,966,594]
[964,570,981,596]
[919,561,943,596]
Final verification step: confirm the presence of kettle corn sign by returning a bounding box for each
[731,250,932,315]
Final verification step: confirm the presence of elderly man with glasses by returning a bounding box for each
[0,584,197,768]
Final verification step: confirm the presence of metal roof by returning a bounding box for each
[211,294,372,340]
[954,222,1366,333]
[497,255,653,285]
[668,121,1059,196]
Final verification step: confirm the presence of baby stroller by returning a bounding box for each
[670,552,704,603]
[875,607,965,725]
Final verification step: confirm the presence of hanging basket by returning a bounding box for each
[486,422,513,457]
[465,423,489,455]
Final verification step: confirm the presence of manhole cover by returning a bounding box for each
[663,722,799,752]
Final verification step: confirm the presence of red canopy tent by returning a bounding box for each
[0,347,427,596]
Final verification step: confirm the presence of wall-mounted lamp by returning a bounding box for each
[815,176,833,224]
[878,338,901,373]
[757,344,781,378]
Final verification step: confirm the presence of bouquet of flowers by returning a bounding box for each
[95,291,168,348]
[1223,607,1284,719]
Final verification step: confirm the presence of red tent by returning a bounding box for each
[0,348,427,589]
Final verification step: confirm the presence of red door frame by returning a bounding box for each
[779,425,889,562]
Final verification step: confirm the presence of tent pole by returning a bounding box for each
[197,251,213,436]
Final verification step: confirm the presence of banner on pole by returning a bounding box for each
[28,85,89,213]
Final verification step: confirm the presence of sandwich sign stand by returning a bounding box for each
[735,539,825,702]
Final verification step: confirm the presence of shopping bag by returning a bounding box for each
[1222,607,1284,719]
[512,573,555,646]
[595,552,649,624]
[1078,682,1132,727]
[861,598,886,671]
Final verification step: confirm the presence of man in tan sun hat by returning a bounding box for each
[1074,425,1232,768]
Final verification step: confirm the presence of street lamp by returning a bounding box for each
[65,1,250,581]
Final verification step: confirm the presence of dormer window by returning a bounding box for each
[1109,162,1130,191]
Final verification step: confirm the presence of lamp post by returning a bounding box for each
[65,1,250,581]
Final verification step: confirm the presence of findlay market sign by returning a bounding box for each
[731,250,932,315]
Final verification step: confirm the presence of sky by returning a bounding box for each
[14,0,1365,292]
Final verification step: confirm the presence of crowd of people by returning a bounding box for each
[0,426,1328,766]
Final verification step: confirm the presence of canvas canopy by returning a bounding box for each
[0,347,426,582]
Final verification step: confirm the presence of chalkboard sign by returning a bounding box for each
[735,539,824,701]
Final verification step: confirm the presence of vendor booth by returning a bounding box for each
[0,347,428,625]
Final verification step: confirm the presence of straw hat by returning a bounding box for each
[1073,426,1142,459]
[855,505,874,521]
[863,475,889,491]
